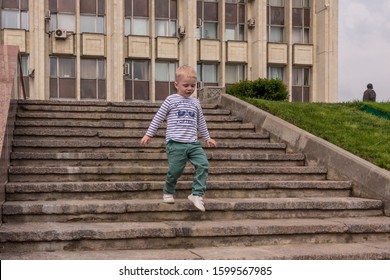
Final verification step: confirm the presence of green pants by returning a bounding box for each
[163,140,209,196]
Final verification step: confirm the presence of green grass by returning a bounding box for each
[241,98,390,171]
[362,102,390,114]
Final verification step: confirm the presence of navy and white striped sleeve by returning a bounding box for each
[145,99,170,137]
[197,103,210,140]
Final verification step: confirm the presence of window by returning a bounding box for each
[292,67,310,102]
[197,0,218,39]
[80,58,106,100]
[124,60,150,101]
[155,61,176,101]
[21,55,30,98]
[49,0,76,32]
[50,56,76,99]
[225,64,246,88]
[197,63,218,86]
[124,0,149,36]
[267,66,284,81]
[267,0,284,43]
[292,0,311,44]
[225,0,245,41]
[1,0,29,30]
[155,0,177,37]
[80,0,105,33]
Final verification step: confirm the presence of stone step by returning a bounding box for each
[11,140,286,153]
[5,180,352,201]
[14,120,253,130]
[10,152,305,167]
[1,217,389,253]
[2,197,384,223]
[17,99,219,110]
[2,241,389,260]
[8,166,328,182]
[16,111,242,123]
[13,128,269,141]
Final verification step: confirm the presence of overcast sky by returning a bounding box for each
[339,0,390,102]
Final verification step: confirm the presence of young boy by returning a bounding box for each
[140,65,217,212]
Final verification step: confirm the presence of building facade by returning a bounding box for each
[0,0,338,102]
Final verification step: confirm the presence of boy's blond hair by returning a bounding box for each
[175,65,197,81]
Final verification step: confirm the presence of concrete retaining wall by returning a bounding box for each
[218,94,390,216]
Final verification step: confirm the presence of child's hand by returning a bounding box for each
[206,138,218,148]
[140,135,151,145]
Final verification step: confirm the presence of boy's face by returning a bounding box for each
[175,75,197,98]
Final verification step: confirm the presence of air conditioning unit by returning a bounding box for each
[178,26,186,37]
[247,18,256,28]
[196,18,203,27]
[54,29,67,39]
[196,81,204,89]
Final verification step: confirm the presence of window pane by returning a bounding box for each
[2,0,19,9]
[292,28,301,43]
[155,63,168,81]
[134,81,149,100]
[303,86,310,102]
[50,57,57,77]
[170,20,176,36]
[292,8,302,26]
[292,0,302,8]
[238,24,244,40]
[304,68,310,85]
[155,20,168,36]
[238,4,245,23]
[225,24,235,41]
[59,58,76,78]
[124,18,131,35]
[204,22,217,39]
[270,26,283,42]
[133,61,149,80]
[170,0,177,19]
[49,0,57,12]
[304,8,310,27]
[225,4,237,24]
[204,2,218,21]
[268,67,283,80]
[80,0,96,14]
[292,68,301,86]
[98,0,105,15]
[292,86,302,102]
[80,15,96,32]
[81,59,97,79]
[57,14,76,31]
[21,11,28,29]
[80,79,97,99]
[225,65,236,84]
[98,60,105,79]
[50,78,58,98]
[21,0,29,11]
[270,7,284,25]
[59,78,76,98]
[268,0,284,7]
[58,0,76,13]
[21,56,29,76]
[169,63,176,81]
[133,18,149,35]
[97,16,104,33]
[98,80,106,99]
[133,0,148,17]
[124,0,132,17]
[155,81,169,100]
[203,64,217,83]
[1,10,18,28]
[304,29,310,43]
[155,0,169,18]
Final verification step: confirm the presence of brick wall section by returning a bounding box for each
[0,45,21,224]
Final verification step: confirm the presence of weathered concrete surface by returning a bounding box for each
[218,94,390,216]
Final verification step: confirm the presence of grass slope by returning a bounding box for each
[242,98,390,171]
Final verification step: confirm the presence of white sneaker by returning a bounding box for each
[163,194,175,204]
[188,194,205,212]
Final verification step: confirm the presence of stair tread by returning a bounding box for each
[6,180,352,192]
[3,197,383,215]
[2,241,389,260]
[1,217,390,242]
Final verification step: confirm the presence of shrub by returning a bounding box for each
[226,78,289,101]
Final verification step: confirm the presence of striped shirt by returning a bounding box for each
[145,94,210,143]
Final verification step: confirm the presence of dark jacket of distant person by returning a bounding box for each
[363,83,376,102]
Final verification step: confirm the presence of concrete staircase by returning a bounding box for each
[1,99,390,260]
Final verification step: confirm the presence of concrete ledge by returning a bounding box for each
[218,94,390,216]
